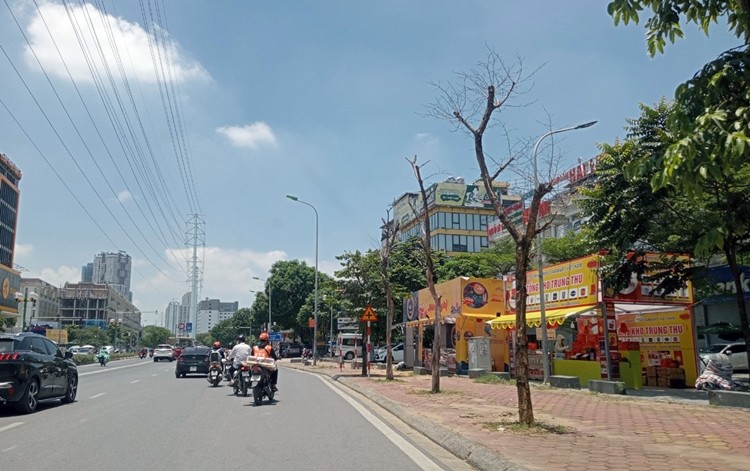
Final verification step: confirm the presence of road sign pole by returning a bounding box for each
[367,320,371,379]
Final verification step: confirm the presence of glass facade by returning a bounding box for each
[399,210,490,253]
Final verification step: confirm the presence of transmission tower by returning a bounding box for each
[186,214,205,339]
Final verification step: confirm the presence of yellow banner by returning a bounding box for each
[615,309,697,384]
[46,328,68,344]
[522,255,600,311]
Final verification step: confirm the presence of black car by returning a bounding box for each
[0,332,78,414]
[175,346,210,378]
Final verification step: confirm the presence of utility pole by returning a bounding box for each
[187,214,205,340]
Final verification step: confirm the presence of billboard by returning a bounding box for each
[403,277,507,323]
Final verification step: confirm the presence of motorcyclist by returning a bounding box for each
[252,332,279,391]
[209,341,225,364]
[227,335,252,385]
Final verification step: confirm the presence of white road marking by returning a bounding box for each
[2,445,18,452]
[151,374,158,377]
[130,380,140,384]
[0,422,23,433]
[317,376,444,471]
[78,361,151,376]
[89,393,106,399]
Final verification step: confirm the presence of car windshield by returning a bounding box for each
[0,339,16,353]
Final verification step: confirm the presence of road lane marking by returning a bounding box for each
[318,376,443,471]
[130,380,140,383]
[78,362,151,376]
[152,374,158,376]
[0,422,23,433]
[2,445,18,452]
[89,393,106,399]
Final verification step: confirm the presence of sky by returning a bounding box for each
[0,1,742,327]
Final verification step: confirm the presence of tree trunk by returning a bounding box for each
[385,281,395,381]
[513,242,535,425]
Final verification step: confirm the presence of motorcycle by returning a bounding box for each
[138,349,147,359]
[206,350,224,387]
[96,350,109,367]
[243,356,277,406]
[224,359,250,396]
[695,359,747,391]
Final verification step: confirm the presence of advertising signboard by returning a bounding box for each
[521,255,600,311]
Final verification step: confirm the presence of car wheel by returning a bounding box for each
[61,374,78,404]
[153,358,158,362]
[16,378,40,414]
[345,352,354,360]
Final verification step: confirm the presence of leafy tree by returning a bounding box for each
[196,333,213,346]
[608,0,750,371]
[542,231,595,265]
[435,240,516,281]
[607,0,749,56]
[139,325,172,348]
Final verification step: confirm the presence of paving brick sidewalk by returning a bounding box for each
[285,360,750,471]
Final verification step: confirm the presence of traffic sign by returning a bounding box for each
[360,305,378,322]
[337,317,354,326]
[269,332,282,342]
[177,322,185,330]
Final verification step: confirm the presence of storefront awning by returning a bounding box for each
[488,305,598,330]
[461,312,499,320]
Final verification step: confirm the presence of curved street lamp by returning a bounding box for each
[532,120,597,384]
[15,287,39,332]
[286,194,319,365]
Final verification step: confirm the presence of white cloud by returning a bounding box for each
[26,265,81,287]
[23,2,209,84]
[117,190,133,203]
[216,122,278,149]
[14,243,33,258]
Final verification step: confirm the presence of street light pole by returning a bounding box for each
[532,120,597,384]
[252,276,272,332]
[15,287,38,332]
[287,194,319,365]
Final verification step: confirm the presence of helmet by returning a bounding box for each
[259,332,269,341]
[212,341,221,348]
[237,334,246,342]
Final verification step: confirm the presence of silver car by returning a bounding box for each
[153,344,175,362]
[700,343,748,372]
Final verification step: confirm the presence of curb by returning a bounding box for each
[284,364,529,471]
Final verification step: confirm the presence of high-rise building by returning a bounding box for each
[81,263,93,282]
[0,153,23,327]
[89,251,132,301]
[196,298,238,334]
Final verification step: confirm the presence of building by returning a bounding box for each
[196,298,238,334]
[0,153,22,325]
[388,178,521,255]
[87,251,132,301]
[20,278,60,327]
[58,282,141,331]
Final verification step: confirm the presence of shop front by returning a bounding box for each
[402,277,510,371]
[489,253,698,388]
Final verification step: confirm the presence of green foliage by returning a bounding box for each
[607,1,748,57]
[195,333,213,346]
[542,231,595,265]
[435,240,515,281]
[67,326,110,347]
[140,325,172,348]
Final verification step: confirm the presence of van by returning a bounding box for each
[336,332,363,360]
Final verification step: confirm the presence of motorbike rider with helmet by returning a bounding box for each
[209,341,225,364]
[227,335,252,385]
[252,332,279,391]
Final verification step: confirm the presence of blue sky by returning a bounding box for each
[0,1,741,326]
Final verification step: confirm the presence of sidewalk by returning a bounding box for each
[283,359,750,471]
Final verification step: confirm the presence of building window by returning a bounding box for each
[452,213,460,229]
[480,215,488,230]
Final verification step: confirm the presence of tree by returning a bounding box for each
[140,325,172,348]
[196,332,213,346]
[380,211,400,380]
[542,231,595,265]
[428,49,565,424]
[608,0,750,376]
[408,155,443,393]
[435,240,516,281]
[607,1,749,56]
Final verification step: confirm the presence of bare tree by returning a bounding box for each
[408,155,442,393]
[428,50,546,424]
[379,208,400,381]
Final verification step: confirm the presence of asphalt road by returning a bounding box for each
[0,358,472,471]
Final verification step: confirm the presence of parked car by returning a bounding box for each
[284,343,302,358]
[74,345,96,355]
[175,346,210,378]
[153,344,175,362]
[700,343,748,372]
[0,332,78,414]
[374,343,404,363]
